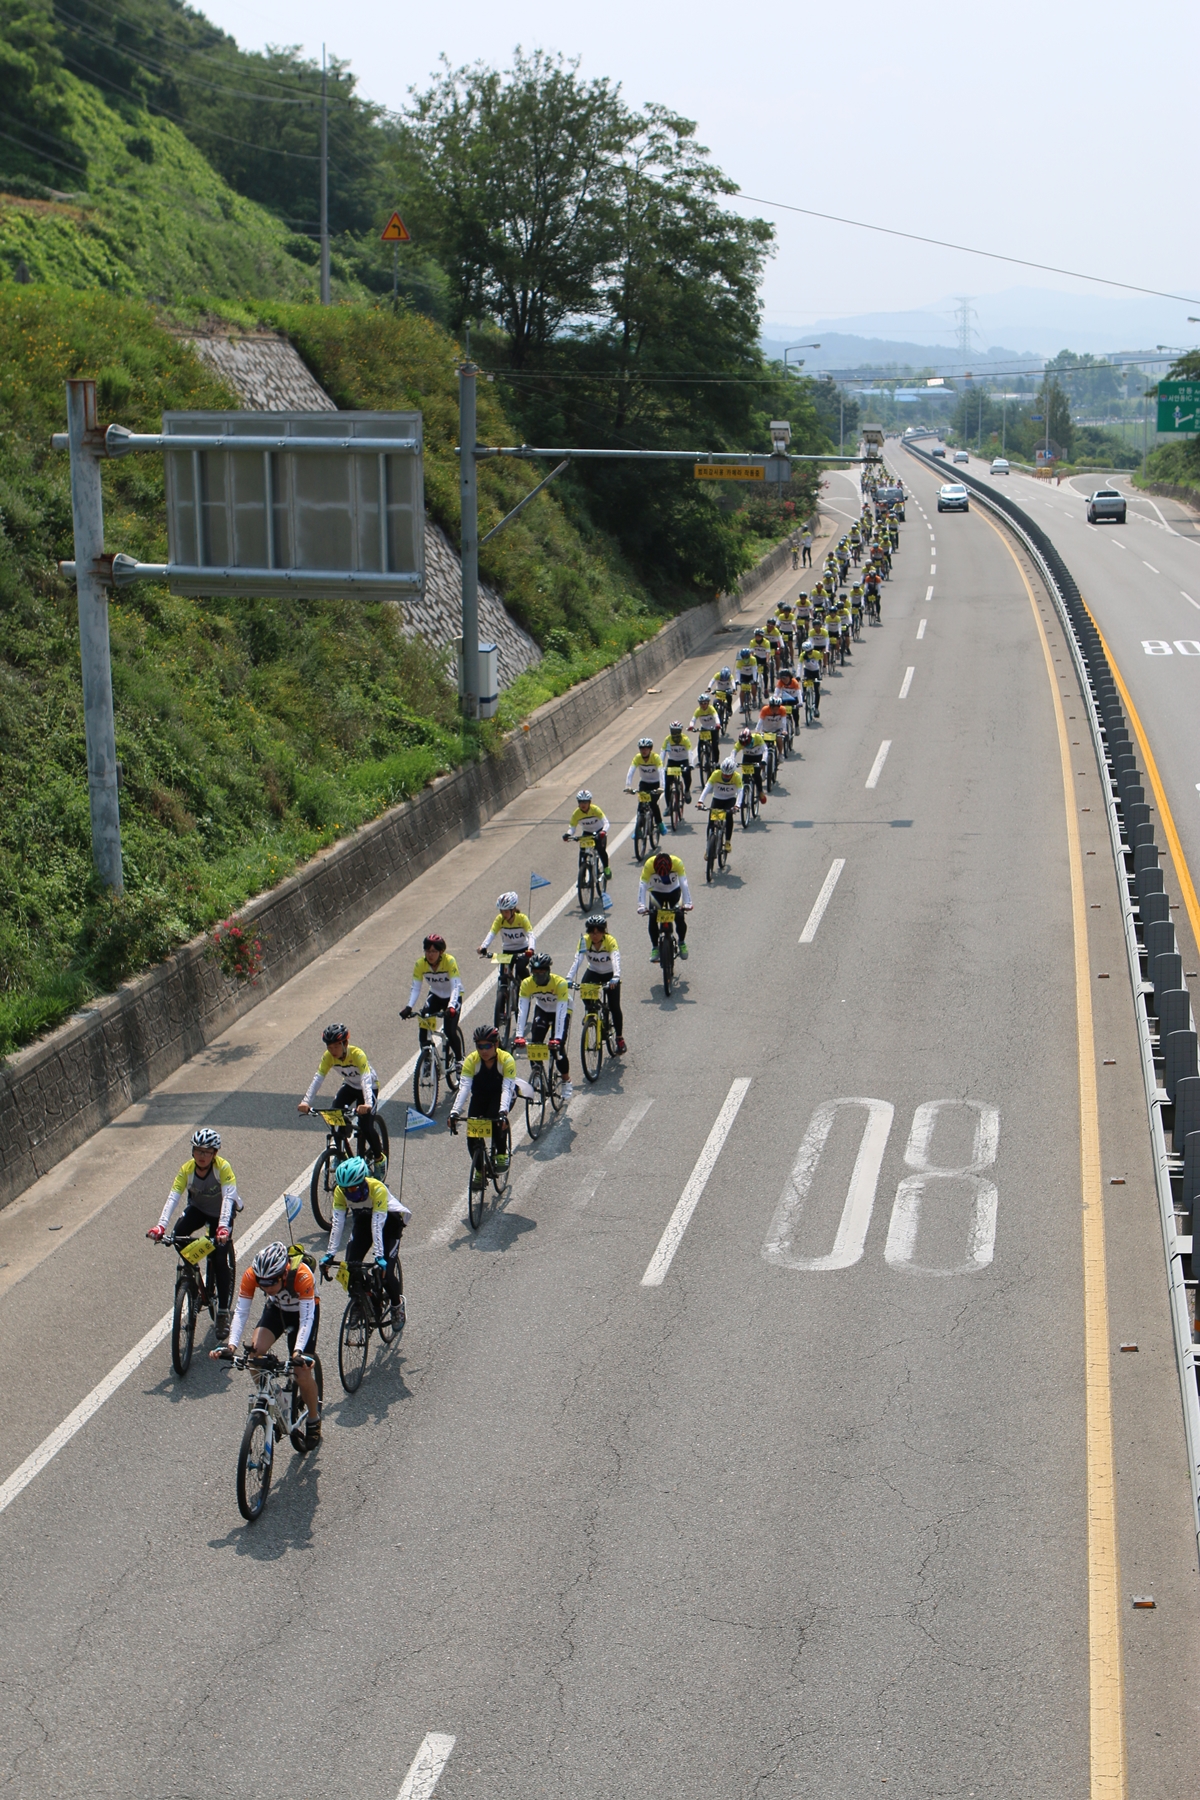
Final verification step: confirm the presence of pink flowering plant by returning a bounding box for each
[210,918,264,985]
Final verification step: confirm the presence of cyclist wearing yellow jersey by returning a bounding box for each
[448,1024,524,1169]
[696,756,743,855]
[562,789,611,881]
[661,721,695,803]
[399,931,464,1063]
[638,850,693,961]
[735,726,767,803]
[298,1024,385,1174]
[515,952,573,1097]
[800,638,823,716]
[711,665,735,723]
[626,738,665,832]
[478,894,536,995]
[318,1155,411,1330]
[749,628,772,687]
[147,1126,241,1335]
[567,915,625,1053]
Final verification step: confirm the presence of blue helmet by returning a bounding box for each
[335,1156,370,1191]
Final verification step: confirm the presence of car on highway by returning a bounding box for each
[931,445,947,458]
[1086,487,1127,524]
[990,457,1010,475]
[937,482,970,513]
[875,483,906,520]
[952,449,970,465]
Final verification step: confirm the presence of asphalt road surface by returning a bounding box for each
[1,474,1197,1800]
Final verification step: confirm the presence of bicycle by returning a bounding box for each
[577,980,619,1083]
[521,1038,566,1139]
[803,677,818,726]
[330,1257,401,1394]
[695,729,719,784]
[309,1107,391,1232]
[866,592,881,626]
[576,832,607,912]
[664,767,687,834]
[632,788,662,863]
[763,737,779,792]
[739,769,760,828]
[465,1116,511,1231]
[713,690,732,732]
[159,1231,232,1377]
[850,603,863,641]
[410,1011,460,1117]
[230,1349,324,1523]
[655,906,679,996]
[492,951,520,1050]
[738,681,757,725]
[704,806,730,882]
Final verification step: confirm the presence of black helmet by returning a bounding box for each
[584,914,608,933]
[322,1022,349,1045]
[473,1024,500,1048]
[530,953,552,981]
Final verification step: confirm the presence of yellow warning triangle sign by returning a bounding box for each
[380,211,411,243]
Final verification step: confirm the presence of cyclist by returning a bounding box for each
[448,1024,521,1170]
[711,665,736,725]
[298,1024,385,1176]
[734,644,758,697]
[809,611,832,676]
[566,914,625,1054]
[696,756,743,858]
[758,692,790,777]
[776,601,797,663]
[212,1241,322,1449]
[849,583,865,634]
[735,725,768,805]
[637,849,693,961]
[148,1127,241,1337]
[776,665,802,740]
[661,721,695,806]
[319,1155,410,1330]
[515,952,573,1098]
[690,693,723,780]
[625,737,665,833]
[800,637,823,716]
[764,616,784,669]
[479,892,536,987]
[399,932,464,1065]
[562,789,612,882]
[749,628,773,691]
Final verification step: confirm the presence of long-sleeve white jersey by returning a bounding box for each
[567,932,621,984]
[698,770,743,810]
[326,1176,412,1259]
[407,952,463,1012]
[637,855,693,910]
[158,1155,240,1232]
[515,972,571,1040]
[563,806,610,840]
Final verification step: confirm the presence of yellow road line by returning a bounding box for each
[1077,602,1200,959]
[976,510,1127,1799]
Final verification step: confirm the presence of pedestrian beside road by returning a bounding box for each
[801,529,813,568]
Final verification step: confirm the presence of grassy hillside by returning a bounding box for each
[0,69,338,300]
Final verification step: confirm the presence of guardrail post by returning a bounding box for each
[66,379,123,893]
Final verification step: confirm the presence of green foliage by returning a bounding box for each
[0,287,465,1054]
[1142,438,1200,492]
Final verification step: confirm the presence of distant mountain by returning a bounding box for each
[760,332,1033,376]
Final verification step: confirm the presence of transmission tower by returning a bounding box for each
[952,296,977,364]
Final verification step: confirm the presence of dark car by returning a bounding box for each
[931,445,947,459]
[875,484,906,520]
[937,482,969,513]
[1086,488,1127,524]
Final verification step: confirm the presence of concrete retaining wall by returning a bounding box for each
[0,530,803,1209]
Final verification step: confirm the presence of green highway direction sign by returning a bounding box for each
[1156,379,1200,434]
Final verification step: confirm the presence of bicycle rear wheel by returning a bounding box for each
[740,784,751,830]
[525,1066,548,1140]
[468,1146,487,1230]
[577,854,596,913]
[581,1011,603,1083]
[548,1060,565,1114]
[236,1411,273,1522]
[289,1355,325,1445]
[338,1301,370,1393]
[171,1276,197,1378]
[413,1044,439,1117]
[633,810,648,864]
[660,935,675,996]
[310,1146,337,1232]
[706,827,718,883]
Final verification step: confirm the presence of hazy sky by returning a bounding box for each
[200,0,1197,336]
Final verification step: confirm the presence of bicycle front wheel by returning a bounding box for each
[581,1011,603,1083]
[310,1146,337,1232]
[633,811,648,864]
[525,1066,548,1141]
[236,1411,273,1522]
[468,1146,487,1230]
[577,854,596,912]
[548,1059,565,1114]
[171,1276,197,1378]
[660,936,675,996]
[706,828,718,883]
[338,1301,370,1393]
[413,1044,439,1117]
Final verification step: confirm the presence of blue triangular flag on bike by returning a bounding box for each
[529,871,552,890]
[601,890,614,909]
[284,1191,303,1229]
[405,1107,438,1132]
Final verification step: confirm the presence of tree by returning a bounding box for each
[0,0,80,188]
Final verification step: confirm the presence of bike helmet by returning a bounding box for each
[253,1241,290,1283]
[423,932,446,952]
[584,914,608,933]
[738,727,753,744]
[720,666,731,678]
[191,1127,221,1152]
[335,1156,370,1191]
[720,756,737,775]
[530,953,552,980]
[322,1022,349,1046]
[669,720,684,735]
[497,892,519,912]
[474,1023,501,1048]
[576,788,593,805]
[638,736,654,750]
[766,616,777,627]
[739,646,751,657]
[653,852,673,876]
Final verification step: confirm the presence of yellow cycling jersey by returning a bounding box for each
[332,1175,393,1215]
[640,853,687,886]
[691,708,721,733]
[411,952,461,996]
[567,805,609,836]
[518,971,571,1007]
[662,733,693,763]
[460,1047,518,1082]
[170,1154,236,1199]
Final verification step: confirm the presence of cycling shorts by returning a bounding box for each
[259,1300,321,1355]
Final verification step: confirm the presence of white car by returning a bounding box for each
[952,449,970,465]
[937,483,969,513]
[990,457,1010,475]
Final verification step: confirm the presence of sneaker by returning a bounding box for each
[303,1419,322,1451]
[650,946,660,963]
[680,941,690,959]
[215,1308,231,1339]
[495,1152,510,1170]
[391,1297,407,1332]
[604,866,613,879]
[615,1038,627,1054]
[560,1082,574,1100]
[373,1157,388,1179]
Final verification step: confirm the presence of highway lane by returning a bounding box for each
[0,484,1195,1798]
[940,449,1200,948]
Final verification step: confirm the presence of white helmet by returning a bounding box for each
[497,891,519,912]
[576,789,593,805]
[720,756,737,775]
[252,1241,289,1283]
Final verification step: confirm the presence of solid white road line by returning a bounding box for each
[798,859,846,945]
[641,1078,751,1287]
[603,1095,655,1157]
[1184,593,1200,610]
[917,619,927,639]
[397,1732,456,1800]
[925,584,934,603]
[898,666,915,700]
[865,740,892,789]
[1,821,643,1515]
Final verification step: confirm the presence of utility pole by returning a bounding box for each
[458,335,479,721]
[66,380,123,892]
[1002,389,1007,453]
[319,45,330,305]
[839,390,845,456]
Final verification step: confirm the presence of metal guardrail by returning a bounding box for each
[905,441,1200,1554]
